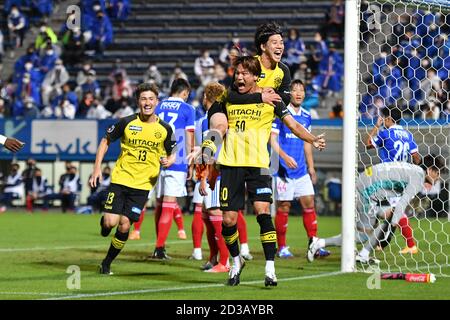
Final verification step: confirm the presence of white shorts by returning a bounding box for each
[192,180,221,210]
[275,174,315,201]
[156,170,187,198]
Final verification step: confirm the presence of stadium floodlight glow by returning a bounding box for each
[343,0,450,276]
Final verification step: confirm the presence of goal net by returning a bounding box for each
[353,0,450,276]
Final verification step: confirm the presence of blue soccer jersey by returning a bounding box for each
[272,105,311,179]
[370,124,418,163]
[156,97,195,172]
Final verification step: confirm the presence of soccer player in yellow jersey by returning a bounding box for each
[205,56,326,286]
[228,22,290,107]
[90,83,177,275]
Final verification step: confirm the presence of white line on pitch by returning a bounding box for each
[0,292,67,296]
[43,271,344,300]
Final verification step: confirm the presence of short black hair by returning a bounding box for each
[170,78,191,96]
[254,22,283,55]
[135,82,159,100]
[422,154,447,173]
[290,79,305,91]
[381,105,402,124]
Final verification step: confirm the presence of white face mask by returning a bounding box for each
[46,50,54,56]
[83,65,90,71]
[122,90,129,98]
[23,77,30,84]
[40,26,47,33]
[25,63,33,71]
[11,10,19,16]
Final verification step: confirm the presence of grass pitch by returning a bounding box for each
[0,211,449,300]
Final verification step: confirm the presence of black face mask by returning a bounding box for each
[36,176,42,184]
[69,173,76,180]
[103,173,110,180]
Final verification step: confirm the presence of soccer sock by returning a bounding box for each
[275,209,289,248]
[210,215,229,266]
[203,215,218,261]
[26,195,33,212]
[237,210,248,244]
[103,229,129,266]
[222,223,240,258]
[324,235,341,247]
[155,202,176,248]
[192,204,204,249]
[257,214,277,261]
[398,216,415,248]
[302,207,318,238]
[173,203,185,232]
[133,208,146,232]
[154,200,162,236]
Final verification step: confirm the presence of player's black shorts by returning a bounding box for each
[103,183,149,222]
[219,165,272,211]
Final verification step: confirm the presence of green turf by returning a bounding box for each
[0,211,449,300]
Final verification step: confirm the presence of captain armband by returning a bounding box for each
[201,130,223,161]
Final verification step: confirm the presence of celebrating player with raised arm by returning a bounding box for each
[90,83,177,275]
[201,56,325,287]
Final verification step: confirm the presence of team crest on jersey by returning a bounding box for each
[154,131,162,139]
[129,125,142,131]
[256,103,265,108]
[274,76,282,88]
[107,125,115,133]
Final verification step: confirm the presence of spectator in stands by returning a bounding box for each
[0,163,24,212]
[169,65,188,88]
[14,45,40,77]
[38,43,59,75]
[194,49,215,97]
[35,21,58,51]
[108,58,128,84]
[283,28,306,77]
[61,27,85,66]
[32,0,54,20]
[329,99,344,119]
[143,63,163,88]
[50,98,76,119]
[51,83,78,111]
[44,165,81,212]
[7,5,27,50]
[22,158,37,198]
[222,47,240,87]
[76,60,94,86]
[323,0,345,40]
[76,91,95,118]
[88,9,114,57]
[111,89,134,118]
[12,73,41,116]
[25,168,51,212]
[105,71,132,112]
[41,59,69,107]
[87,165,111,212]
[86,97,112,119]
[219,32,248,65]
[315,42,343,96]
[308,32,328,75]
[106,0,130,21]
[76,69,101,100]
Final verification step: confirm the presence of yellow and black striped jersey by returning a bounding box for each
[106,114,176,190]
[209,90,290,168]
